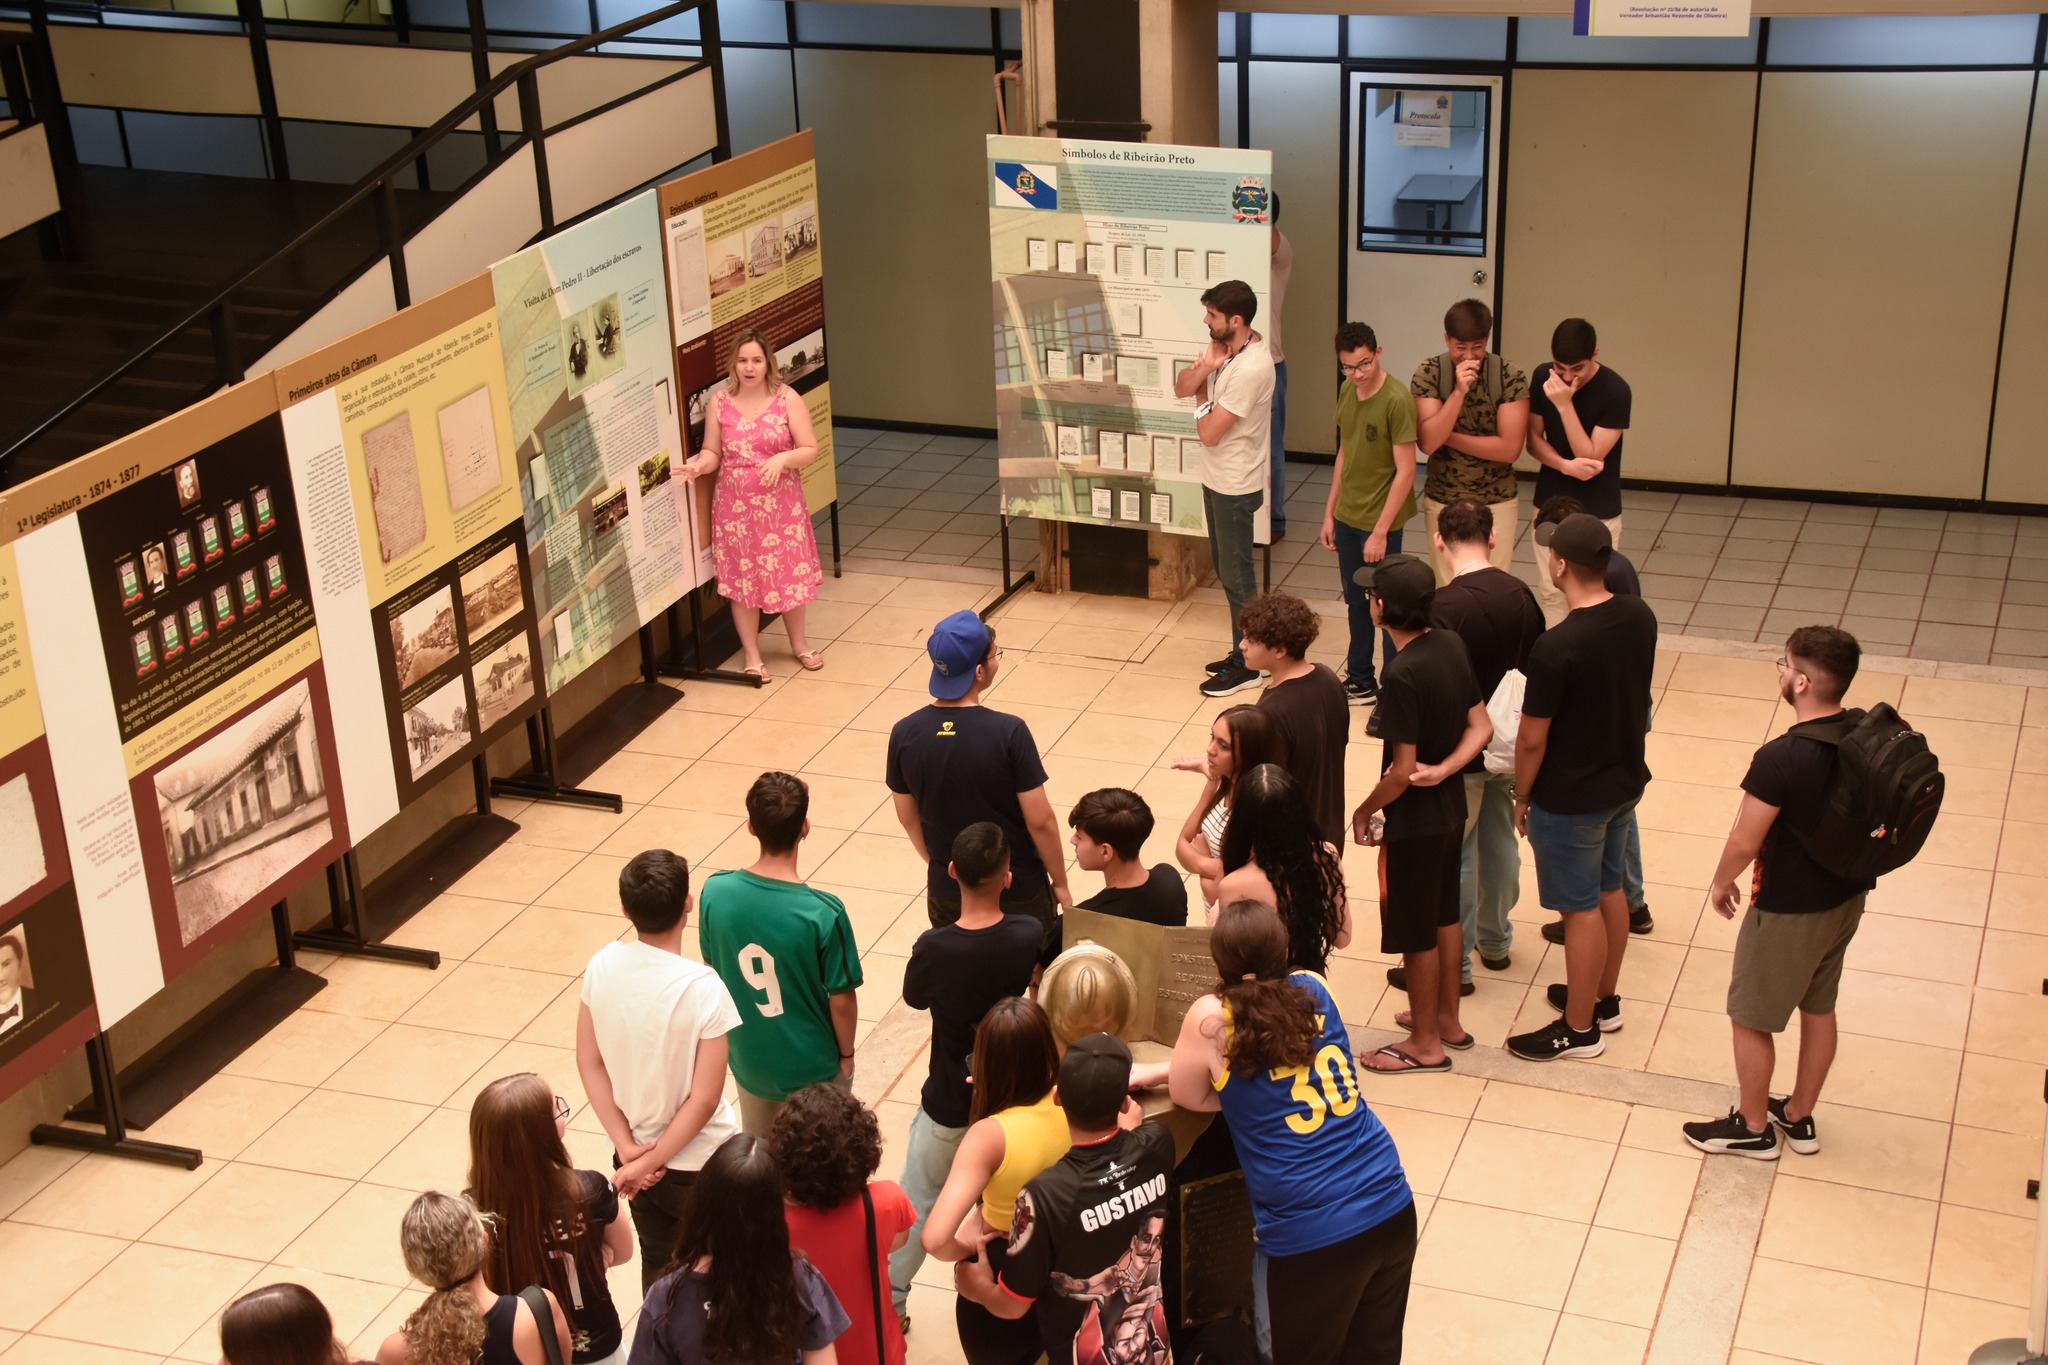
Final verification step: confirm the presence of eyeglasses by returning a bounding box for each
[553,1095,572,1123]
[1776,656,1808,680]
[1341,358,1377,376]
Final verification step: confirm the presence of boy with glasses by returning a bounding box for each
[1319,322,1419,705]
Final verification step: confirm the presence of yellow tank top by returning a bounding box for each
[981,1091,1071,1230]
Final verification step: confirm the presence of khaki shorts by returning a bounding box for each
[1726,894,1866,1033]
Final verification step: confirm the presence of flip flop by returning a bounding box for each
[1361,1045,1452,1075]
[741,664,772,684]
[1392,1012,1475,1049]
[794,650,825,672]
[1443,1032,1476,1051]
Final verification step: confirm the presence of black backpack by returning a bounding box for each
[1791,704,1944,881]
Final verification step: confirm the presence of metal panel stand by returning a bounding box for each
[293,851,441,968]
[655,591,764,688]
[828,499,842,578]
[981,514,1038,621]
[489,705,623,812]
[29,1033,203,1169]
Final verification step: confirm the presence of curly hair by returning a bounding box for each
[397,1193,488,1365]
[768,1084,882,1211]
[1210,901,1316,1076]
[1219,764,1346,975]
[1237,591,1320,661]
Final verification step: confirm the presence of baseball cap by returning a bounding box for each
[1356,552,1435,618]
[1534,512,1613,567]
[926,609,991,700]
[1056,1031,1133,1125]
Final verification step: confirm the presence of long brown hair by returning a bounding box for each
[467,1074,602,1319]
[221,1284,345,1365]
[722,326,782,395]
[1211,901,1316,1076]
[397,1192,489,1365]
[1219,764,1347,974]
[654,1134,805,1363]
[1206,705,1281,819]
[969,996,1060,1124]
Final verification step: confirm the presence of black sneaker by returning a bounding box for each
[1541,904,1654,946]
[1365,707,1384,738]
[1479,951,1511,971]
[1386,966,1474,997]
[1544,983,1623,1032]
[1205,653,1241,676]
[1768,1097,1820,1154]
[1344,676,1379,706]
[1683,1109,1779,1159]
[1200,665,1264,698]
[1506,1017,1604,1062]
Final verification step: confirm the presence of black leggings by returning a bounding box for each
[1266,1202,1418,1365]
[954,1242,1041,1365]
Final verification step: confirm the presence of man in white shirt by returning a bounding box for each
[0,935,30,1036]
[1173,278,1276,699]
[575,848,742,1291]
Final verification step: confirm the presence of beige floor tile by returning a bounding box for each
[140,1162,351,1261]
[705,716,842,773]
[1637,830,1726,891]
[811,832,927,893]
[1820,1032,1961,1122]
[447,842,584,904]
[0,1223,127,1330]
[593,804,747,864]
[1563,1227,1675,1329]
[529,852,630,916]
[1758,1174,1937,1285]
[469,904,627,972]
[0,1339,161,1365]
[1734,1257,1923,1365]
[504,800,630,853]
[346,1287,428,1361]
[1546,1314,1648,1365]
[1999,832,2048,879]
[1912,715,2018,772]
[381,893,523,959]
[1942,1124,2038,1219]
[701,822,850,879]
[2011,725,2048,774]
[902,1279,964,1365]
[37,1242,261,1353]
[447,1039,585,1118]
[1619,1104,1711,1159]
[1918,812,2002,871]
[1667,946,1732,1014]
[1668,652,1779,697]
[856,952,907,1020]
[778,772,889,832]
[1941,764,2013,820]
[274,1182,421,1286]
[749,678,885,731]
[644,760,758,816]
[0,1150,82,1225]
[1371,1105,1468,1197]
[619,706,741,760]
[1977,926,2048,994]
[1902,676,2029,726]
[1413,1200,1587,1309]
[238,1089,432,1180]
[2005,770,2048,824]
[1473,1082,1629,1144]
[1642,732,1759,790]
[1403,1285,1559,1361]
[984,659,1113,710]
[1866,861,1993,927]
[400,961,573,1038]
[1654,690,1780,744]
[1918,1289,2028,1365]
[583,751,693,806]
[1634,780,1738,837]
[134,1074,309,1162]
[323,1022,506,1105]
[517,976,587,1045]
[1646,1004,1793,1092]
[1047,710,1184,768]
[300,954,445,1022]
[1594,1146,1700,1240]
[1843,913,1982,985]
[1988,871,2048,935]
[1833,969,1972,1050]
[1929,1204,2034,1307]
[360,1105,470,1192]
[1955,1052,2046,1138]
[219,1008,387,1088]
[1788,1103,1952,1201]
[1965,986,2048,1065]
[1354,1067,1486,1120]
[9,1151,215,1242]
[1439,1120,1615,1224]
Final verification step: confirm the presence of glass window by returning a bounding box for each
[596,0,699,40]
[1218,60,1238,146]
[999,8,1020,51]
[1218,11,1236,58]
[1515,16,1759,64]
[1348,15,1507,62]
[1248,13,1337,58]
[717,0,789,44]
[1356,84,1490,257]
[1766,15,2040,67]
[794,2,992,48]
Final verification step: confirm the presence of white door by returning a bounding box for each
[1343,72,1504,381]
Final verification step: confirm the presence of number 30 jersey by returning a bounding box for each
[1214,971,1413,1256]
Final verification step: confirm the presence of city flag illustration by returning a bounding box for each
[994,162,1058,210]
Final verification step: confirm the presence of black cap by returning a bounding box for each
[1534,512,1613,568]
[1355,552,1434,618]
[1056,1032,1132,1124]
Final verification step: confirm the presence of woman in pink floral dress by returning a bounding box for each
[681,328,824,679]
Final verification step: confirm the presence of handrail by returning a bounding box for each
[0,0,720,477]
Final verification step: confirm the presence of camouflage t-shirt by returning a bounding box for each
[1411,353,1530,506]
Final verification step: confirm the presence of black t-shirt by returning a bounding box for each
[1522,595,1658,814]
[1080,865,1189,927]
[561,1170,623,1361]
[887,704,1051,901]
[1606,549,1641,597]
[1430,565,1544,701]
[1000,1122,1177,1365]
[902,913,1044,1126]
[1375,630,1481,839]
[1259,664,1349,845]
[1743,717,1879,913]
[1530,363,1631,519]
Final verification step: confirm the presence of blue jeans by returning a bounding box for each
[1459,770,1518,982]
[1268,359,1288,533]
[1204,485,1264,652]
[1525,798,1641,912]
[1623,808,1644,910]
[1333,521,1404,687]
[888,1105,967,1312]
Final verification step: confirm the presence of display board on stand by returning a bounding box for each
[987,136,1274,543]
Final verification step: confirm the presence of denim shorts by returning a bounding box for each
[1524,800,1639,913]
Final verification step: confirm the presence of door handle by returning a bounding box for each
[1472,269,1487,285]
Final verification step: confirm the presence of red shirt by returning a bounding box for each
[784,1181,914,1365]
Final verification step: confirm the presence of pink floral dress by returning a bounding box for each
[711,387,823,612]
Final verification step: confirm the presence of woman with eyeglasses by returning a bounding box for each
[467,1073,632,1365]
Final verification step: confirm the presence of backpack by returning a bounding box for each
[1482,668,1524,775]
[1790,704,1944,881]
[1433,351,1502,408]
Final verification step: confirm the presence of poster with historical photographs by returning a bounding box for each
[0,543,100,1102]
[277,277,547,829]
[3,379,349,1023]
[492,192,707,693]
[659,129,838,540]
[988,136,1273,540]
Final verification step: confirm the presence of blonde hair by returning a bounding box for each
[722,327,781,396]
[398,1192,490,1365]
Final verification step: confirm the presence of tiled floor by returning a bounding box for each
[827,426,2048,668]
[0,447,2042,1365]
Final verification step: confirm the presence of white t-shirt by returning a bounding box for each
[581,940,741,1170]
[1203,336,1276,497]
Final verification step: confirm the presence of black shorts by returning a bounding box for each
[1379,828,1464,956]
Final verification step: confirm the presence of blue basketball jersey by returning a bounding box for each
[1213,971,1413,1256]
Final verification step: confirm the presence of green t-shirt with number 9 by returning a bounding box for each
[699,868,864,1101]
[1332,376,1420,533]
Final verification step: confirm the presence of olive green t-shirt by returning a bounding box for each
[1332,376,1420,532]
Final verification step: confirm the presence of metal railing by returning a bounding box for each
[0,0,728,481]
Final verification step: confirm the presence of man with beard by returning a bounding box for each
[1173,279,1275,700]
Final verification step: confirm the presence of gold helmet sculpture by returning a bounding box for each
[1039,940,1139,1046]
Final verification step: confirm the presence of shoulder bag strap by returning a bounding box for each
[861,1186,888,1365]
[517,1287,567,1365]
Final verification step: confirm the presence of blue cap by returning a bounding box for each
[927,609,991,700]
